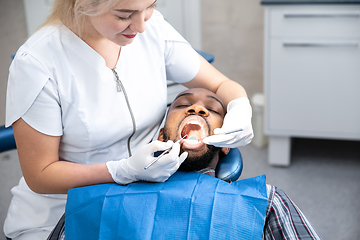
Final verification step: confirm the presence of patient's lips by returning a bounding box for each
[179,116,208,149]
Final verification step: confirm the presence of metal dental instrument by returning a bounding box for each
[217,128,244,135]
[144,135,188,170]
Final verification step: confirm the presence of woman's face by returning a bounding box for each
[87,0,157,46]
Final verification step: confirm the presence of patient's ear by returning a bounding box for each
[221,148,230,155]
[158,128,164,141]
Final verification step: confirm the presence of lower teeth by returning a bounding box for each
[188,136,198,141]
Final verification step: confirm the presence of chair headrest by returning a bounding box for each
[215,148,243,182]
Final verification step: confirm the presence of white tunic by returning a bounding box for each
[4,10,200,239]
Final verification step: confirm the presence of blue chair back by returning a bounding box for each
[0,125,16,153]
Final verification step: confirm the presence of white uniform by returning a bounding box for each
[4,10,200,239]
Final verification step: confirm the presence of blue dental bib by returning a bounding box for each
[65,172,268,240]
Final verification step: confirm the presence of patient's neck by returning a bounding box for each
[207,155,219,170]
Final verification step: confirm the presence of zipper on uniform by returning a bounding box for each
[112,68,122,92]
[112,68,136,157]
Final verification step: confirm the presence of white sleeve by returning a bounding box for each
[164,40,200,83]
[6,51,63,136]
[22,78,63,136]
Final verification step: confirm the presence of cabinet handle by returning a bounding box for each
[284,13,360,18]
[283,42,359,48]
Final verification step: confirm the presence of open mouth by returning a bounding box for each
[179,116,208,149]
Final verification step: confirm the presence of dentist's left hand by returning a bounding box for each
[106,140,188,185]
[203,97,254,148]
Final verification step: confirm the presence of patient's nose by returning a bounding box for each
[186,104,209,117]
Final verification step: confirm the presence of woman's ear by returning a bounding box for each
[158,128,164,141]
[221,148,230,155]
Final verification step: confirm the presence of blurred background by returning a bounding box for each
[0,0,359,239]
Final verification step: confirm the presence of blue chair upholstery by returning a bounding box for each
[0,125,16,153]
[216,148,243,182]
[195,50,214,63]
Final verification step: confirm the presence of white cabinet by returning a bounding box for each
[263,4,360,166]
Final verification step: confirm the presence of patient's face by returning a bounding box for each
[160,88,226,171]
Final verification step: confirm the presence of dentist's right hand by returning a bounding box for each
[106,140,188,185]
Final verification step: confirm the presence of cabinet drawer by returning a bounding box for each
[265,39,360,139]
[268,5,360,38]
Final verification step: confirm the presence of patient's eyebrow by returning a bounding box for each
[174,92,193,101]
[174,92,225,110]
[207,95,225,110]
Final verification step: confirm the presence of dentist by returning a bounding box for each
[4,0,253,239]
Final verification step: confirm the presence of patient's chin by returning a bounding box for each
[181,146,207,157]
[178,147,220,172]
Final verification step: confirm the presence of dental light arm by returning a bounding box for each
[203,97,253,148]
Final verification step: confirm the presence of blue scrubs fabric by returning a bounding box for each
[65,172,268,240]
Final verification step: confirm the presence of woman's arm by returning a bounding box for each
[13,118,114,194]
[182,54,247,106]
[183,53,253,148]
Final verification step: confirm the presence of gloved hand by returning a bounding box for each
[106,140,188,185]
[203,97,254,148]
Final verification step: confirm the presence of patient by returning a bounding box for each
[48,88,322,240]
[159,88,229,174]
[160,89,322,239]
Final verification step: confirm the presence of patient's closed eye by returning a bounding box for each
[175,104,190,108]
[207,108,221,115]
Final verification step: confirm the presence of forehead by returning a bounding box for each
[173,89,224,108]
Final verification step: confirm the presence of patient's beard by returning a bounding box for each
[178,146,220,172]
[162,128,220,172]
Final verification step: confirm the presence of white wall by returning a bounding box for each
[0,1,28,126]
[156,0,202,49]
[23,0,55,36]
[201,0,264,98]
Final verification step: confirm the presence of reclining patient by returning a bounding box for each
[49,88,322,240]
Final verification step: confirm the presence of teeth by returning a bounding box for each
[184,136,200,144]
[188,136,198,141]
[187,121,203,128]
[181,117,207,141]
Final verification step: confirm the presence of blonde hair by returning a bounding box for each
[41,0,121,35]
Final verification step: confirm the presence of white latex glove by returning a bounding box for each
[202,97,254,148]
[106,140,188,185]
